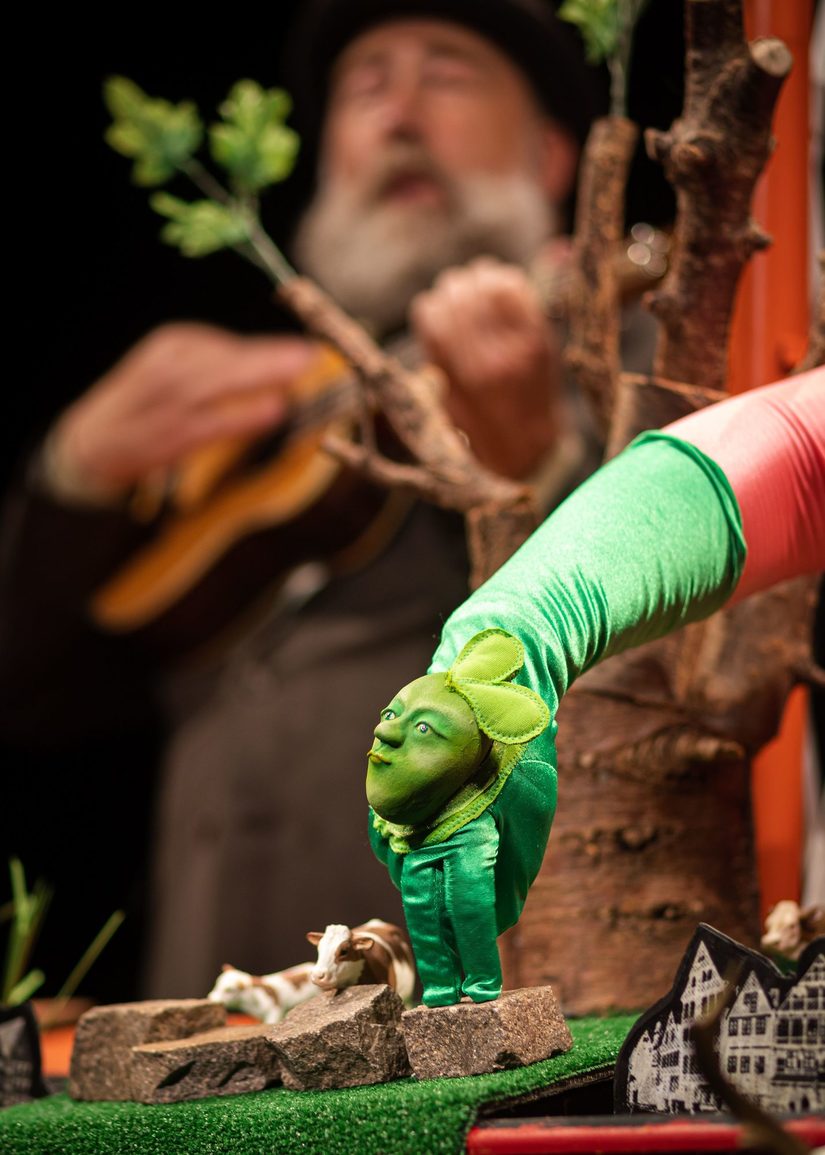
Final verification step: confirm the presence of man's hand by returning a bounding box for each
[50,323,318,500]
[409,257,562,479]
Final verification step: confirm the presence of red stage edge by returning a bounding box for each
[466,1114,825,1154]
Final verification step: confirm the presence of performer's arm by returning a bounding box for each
[430,372,823,764]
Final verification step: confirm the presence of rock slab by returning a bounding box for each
[402,986,573,1079]
[131,1024,281,1103]
[269,984,411,1090]
[69,999,226,1101]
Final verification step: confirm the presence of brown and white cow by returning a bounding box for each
[306,918,416,1003]
[761,900,825,960]
[207,961,319,1024]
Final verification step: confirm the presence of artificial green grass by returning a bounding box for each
[0,1015,635,1155]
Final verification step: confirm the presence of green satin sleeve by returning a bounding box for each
[430,431,746,771]
[487,757,558,932]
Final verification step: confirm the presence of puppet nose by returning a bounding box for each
[374,720,402,747]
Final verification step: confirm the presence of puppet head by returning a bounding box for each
[366,629,549,826]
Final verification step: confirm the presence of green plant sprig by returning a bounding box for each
[1,859,52,1005]
[559,0,649,119]
[2,858,125,1007]
[56,910,126,1002]
[103,76,299,285]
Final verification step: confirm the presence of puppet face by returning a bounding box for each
[366,673,486,825]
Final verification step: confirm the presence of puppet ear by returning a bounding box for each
[448,629,525,685]
[456,679,549,745]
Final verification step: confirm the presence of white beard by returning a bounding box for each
[292,156,556,337]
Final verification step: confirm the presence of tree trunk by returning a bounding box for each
[498,0,813,1012]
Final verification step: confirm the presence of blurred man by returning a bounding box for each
[1,1,623,997]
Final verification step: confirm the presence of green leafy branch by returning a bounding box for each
[2,858,124,1007]
[103,76,300,284]
[559,0,649,118]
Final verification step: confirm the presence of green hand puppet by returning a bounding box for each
[367,431,750,1008]
[367,629,551,1006]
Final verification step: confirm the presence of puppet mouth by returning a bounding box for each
[368,750,392,765]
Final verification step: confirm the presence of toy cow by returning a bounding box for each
[207,961,319,1024]
[761,900,825,960]
[306,918,416,1003]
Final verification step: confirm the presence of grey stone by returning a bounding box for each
[131,1024,281,1103]
[402,986,573,1079]
[269,984,411,1090]
[69,999,226,1100]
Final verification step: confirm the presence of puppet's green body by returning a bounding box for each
[368,433,746,1007]
[370,760,556,1003]
[367,631,551,1005]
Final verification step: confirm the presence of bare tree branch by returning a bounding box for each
[277,276,540,585]
[645,0,792,389]
[565,116,639,438]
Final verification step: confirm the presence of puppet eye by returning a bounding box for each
[416,721,430,734]
[382,708,396,721]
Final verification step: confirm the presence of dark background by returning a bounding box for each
[3,2,686,1002]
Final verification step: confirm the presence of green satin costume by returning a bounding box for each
[369,431,747,1006]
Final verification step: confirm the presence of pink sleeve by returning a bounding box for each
[665,368,825,603]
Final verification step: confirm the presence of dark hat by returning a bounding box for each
[283,0,604,151]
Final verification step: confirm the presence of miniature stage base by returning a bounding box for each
[402,986,572,1080]
[1,1017,636,1155]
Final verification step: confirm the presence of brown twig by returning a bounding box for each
[605,373,726,459]
[277,276,539,586]
[691,969,809,1155]
[565,116,639,439]
[645,0,792,389]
